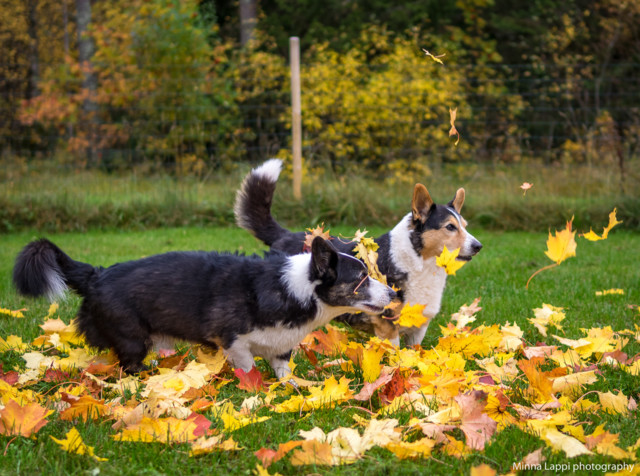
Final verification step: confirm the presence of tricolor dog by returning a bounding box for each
[234,159,482,347]
[12,236,395,377]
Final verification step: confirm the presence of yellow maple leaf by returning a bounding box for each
[595,288,624,296]
[470,464,497,476]
[545,218,577,264]
[352,230,387,285]
[529,303,565,337]
[395,303,427,328]
[0,307,26,318]
[436,246,466,276]
[527,218,577,288]
[582,208,623,241]
[541,428,592,458]
[51,427,108,461]
[385,437,436,459]
[113,416,200,444]
[189,435,242,457]
[361,347,385,383]
[597,391,630,416]
[303,224,332,251]
[0,335,28,352]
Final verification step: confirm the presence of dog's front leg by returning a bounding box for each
[401,317,433,347]
[268,350,293,380]
[223,340,256,373]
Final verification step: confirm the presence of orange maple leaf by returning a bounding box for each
[255,441,302,468]
[60,393,110,422]
[305,325,348,356]
[289,439,335,466]
[303,224,332,252]
[0,400,53,438]
[448,107,460,146]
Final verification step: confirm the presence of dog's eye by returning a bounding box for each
[446,224,457,232]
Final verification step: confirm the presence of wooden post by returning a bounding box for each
[290,37,302,200]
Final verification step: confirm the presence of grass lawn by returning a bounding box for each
[0,226,639,475]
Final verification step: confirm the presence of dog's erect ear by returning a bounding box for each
[448,188,465,213]
[311,237,338,282]
[412,184,434,223]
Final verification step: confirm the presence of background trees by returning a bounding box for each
[1,0,638,175]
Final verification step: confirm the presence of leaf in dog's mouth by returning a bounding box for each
[436,246,467,275]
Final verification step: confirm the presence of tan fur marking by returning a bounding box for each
[371,316,399,341]
[452,188,465,213]
[412,184,434,223]
[420,217,469,259]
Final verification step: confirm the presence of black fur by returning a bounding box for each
[13,237,394,374]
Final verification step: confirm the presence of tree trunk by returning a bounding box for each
[76,0,98,166]
[26,0,39,99]
[239,0,257,46]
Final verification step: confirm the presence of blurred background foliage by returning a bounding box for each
[0,0,638,232]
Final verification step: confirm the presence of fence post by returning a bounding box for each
[290,36,302,200]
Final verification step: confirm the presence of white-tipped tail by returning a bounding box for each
[252,158,282,182]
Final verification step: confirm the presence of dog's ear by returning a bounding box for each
[310,237,338,282]
[448,188,465,213]
[412,184,434,223]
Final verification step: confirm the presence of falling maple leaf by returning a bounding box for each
[582,208,622,241]
[545,217,577,264]
[448,107,460,146]
[0,400,53,437]
[436,246,466,275]
[526,217,576,288]
[422,48,445,64]
[50,427,108,461]
[520,182,533,195]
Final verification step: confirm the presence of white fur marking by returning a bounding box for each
[389,213,447,344]
[46,270,68,302]
[252,158,282,182]
[282,253,316,304]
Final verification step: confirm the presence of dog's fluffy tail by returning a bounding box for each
[13,238,96,301]
[234,159,291,246]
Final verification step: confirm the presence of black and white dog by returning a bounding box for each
[13,237,395,377]
[234,159,482,347]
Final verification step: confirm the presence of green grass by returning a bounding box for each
[2,159,639,233]
[1,226,639,475]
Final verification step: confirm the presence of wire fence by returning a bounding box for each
[1,61,639,172]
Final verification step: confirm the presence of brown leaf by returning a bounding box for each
[353,371,394,401]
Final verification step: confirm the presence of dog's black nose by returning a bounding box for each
[388,288,397,300]
[472,241,483,254]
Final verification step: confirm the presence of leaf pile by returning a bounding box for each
[1,294,639,471]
